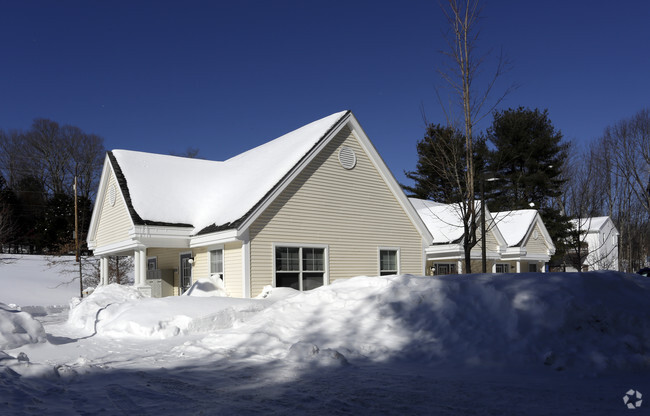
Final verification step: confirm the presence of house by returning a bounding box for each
[410,198,555,274]
[87,111,433,297]
[568,216,619,271]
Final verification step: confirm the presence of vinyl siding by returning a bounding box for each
[248,126,423,297]
[95,170,133,248]
[224,241,243,298]
[146,247,190,296]
[523,223,550,255]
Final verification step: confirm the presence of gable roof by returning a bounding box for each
[491,209,538,247]
[108,111,349,234]
[409,198,466,244]
[569,216,613,233]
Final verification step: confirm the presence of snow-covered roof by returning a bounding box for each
[492,210,538,247]
[409,198,466,244]
[110,111,349,234]
[569,216,610,232]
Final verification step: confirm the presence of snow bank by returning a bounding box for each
[194,272,650,373]
[66,283,287,338]
[60,271,650,374]
[0,303,46,350]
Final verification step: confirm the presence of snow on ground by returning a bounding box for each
[1,255,650,415]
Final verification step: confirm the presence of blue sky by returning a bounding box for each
[1,1,648,186]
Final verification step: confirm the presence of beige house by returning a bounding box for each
[410,198,555,275]
[87,111,433,297]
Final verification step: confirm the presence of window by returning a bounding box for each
[528,263,538,272]
[210,249,224,280]
[147,257,157,271]
[379,249,399,276]
[275,246,325,291]
[495,263,509,273]
[433,263,456,276]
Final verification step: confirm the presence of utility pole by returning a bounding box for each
[74,176,83,297]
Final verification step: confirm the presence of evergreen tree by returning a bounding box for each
[486,107,571,265]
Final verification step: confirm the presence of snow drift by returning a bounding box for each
[63,271,650,374]
[0,303,46,350]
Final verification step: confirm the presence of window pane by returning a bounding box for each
[303,248,324,271]
[276,272,300,290]
[303,272,324,290]
[276,247,299,271]
[380,250,397,273]
[210,249,223,274]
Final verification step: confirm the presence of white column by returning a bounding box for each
[100,257,109,285]
[457,259,463,274]
[134,250,141,286]
[516,261,521,273]
[139,248,147,286]
[541,262,546,273]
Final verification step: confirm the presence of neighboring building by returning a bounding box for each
[568,216,619,271]
[87,111,433,298]
[410,198,555,275]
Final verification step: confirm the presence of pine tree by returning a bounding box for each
[486,107,571,265]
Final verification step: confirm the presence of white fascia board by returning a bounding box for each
[86,156,113,246]
[91,239,142,256]
[425,244,464,257]
[131,225,192,248]
[502,247,527,258]
[190,228,239,248]
[347,115,434,245]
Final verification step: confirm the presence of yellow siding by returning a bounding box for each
[147,247,194,296]
[249,126,423,297]
[224,241,243,298]
[192,247,209,279]
[523,223,549,255]
[95,170,133,247]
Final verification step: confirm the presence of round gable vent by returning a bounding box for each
[338,146,357,170]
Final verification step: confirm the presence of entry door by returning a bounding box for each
[180,253,192,294]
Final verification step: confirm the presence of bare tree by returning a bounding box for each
[432,0,515,272]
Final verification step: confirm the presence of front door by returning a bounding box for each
[180,253,192,294]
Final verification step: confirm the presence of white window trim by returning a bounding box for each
[378,247,401,276]
[272,243,329,290]
[179,251,193,294]
[495,263,510,273]
[208,244,225,281]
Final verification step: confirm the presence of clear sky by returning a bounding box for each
[1,1,648,186]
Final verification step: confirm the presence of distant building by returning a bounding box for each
[567,216,619,271]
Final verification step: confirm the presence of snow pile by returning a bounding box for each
[67,283,288,338]
[183,276,228,297]
[52,271,650,374]
[67,284,145,333]
[193,272,650,373]
[0,303,46,349]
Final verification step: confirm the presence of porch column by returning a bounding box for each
[139,248,147,286]
[457,259,463,274]
[134,250,141,286]
[100,257,109,285]
[541,262,546,273]
[516,261,521,273]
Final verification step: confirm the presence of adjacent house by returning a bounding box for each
[410,198,556,274]
[87,111,433,298]
[567,216,619,271]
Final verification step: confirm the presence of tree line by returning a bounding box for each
[405,106,649,272]
[0,119,105,254]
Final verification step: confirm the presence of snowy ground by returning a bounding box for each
[1,255,649,415]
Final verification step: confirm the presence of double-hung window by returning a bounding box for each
[210,249,224,280]
[275,246,325,291]
[495,263,509,273]
[379,249,399,276]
